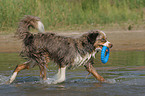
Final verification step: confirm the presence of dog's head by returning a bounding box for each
[87,30,113,50]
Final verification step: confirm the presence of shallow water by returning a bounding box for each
[0,51,145,96]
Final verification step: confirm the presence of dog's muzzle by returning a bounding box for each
[102,41,113,48]
[94,41,113,52]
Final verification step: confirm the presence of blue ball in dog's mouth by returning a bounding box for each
[101,46,110,64]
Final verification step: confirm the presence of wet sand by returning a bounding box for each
[0,30,145,52]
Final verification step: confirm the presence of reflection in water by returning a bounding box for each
[0,51,145,96]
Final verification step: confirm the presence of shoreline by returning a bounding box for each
[0,30,145,53]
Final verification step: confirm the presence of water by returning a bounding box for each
[0,51,145,96]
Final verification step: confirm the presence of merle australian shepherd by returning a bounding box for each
[8,15,113,84]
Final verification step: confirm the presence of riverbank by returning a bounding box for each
[0,30,145,53]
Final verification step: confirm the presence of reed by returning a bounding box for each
[0,0,144,32]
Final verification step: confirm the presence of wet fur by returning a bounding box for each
[20,30,99,69]
[8,15,112,84]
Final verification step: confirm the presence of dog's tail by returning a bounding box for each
[16,15,45,39]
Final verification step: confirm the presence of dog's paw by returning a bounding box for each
[104,79,116,84]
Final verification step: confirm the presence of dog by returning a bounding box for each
[8,15,113,84]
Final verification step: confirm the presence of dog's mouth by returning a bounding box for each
[94,40,113,52]
[98,45,109,52]
[96,43,113,52]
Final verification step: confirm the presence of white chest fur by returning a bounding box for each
[73,52,96,68]
[73,48,101,68]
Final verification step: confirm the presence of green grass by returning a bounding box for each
[0,0,145,32]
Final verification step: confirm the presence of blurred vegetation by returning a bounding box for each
[0,0,145,32]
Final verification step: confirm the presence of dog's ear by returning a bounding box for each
[87,32,99,44]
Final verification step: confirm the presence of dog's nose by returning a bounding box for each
[109,44,113,48]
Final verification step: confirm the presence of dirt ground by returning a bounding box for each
[0,30,145,53]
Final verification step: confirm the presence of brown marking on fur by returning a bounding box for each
[84,63,105,82]
[39,63,47,80]
[13,63,30,73]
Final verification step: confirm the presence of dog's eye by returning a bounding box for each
[101,39,106,42]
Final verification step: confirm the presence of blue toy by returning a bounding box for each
[101,46,110,64]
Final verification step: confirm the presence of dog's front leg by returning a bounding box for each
[84,63,106,83]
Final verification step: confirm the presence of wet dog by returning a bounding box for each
[8,15,113,84]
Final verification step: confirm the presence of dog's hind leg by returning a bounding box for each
[8,60,32,84]
[52,66,66,84]
[39,56,50,80]
[84,63,106,83]
[39,63,47,80]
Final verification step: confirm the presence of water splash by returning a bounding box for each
[0,75,10,85]
[105,79,117,84]
[40,78,56,84]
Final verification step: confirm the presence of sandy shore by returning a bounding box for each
[0,30,145,53]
